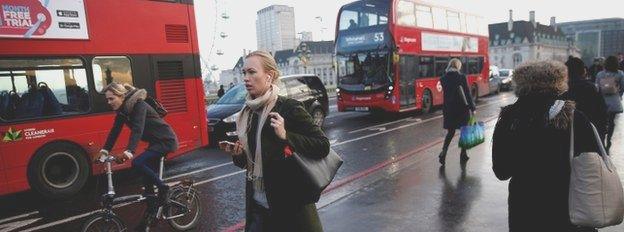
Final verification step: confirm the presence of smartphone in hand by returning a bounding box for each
[218,141,235,151]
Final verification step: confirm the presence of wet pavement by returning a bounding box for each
[1,92,624,231]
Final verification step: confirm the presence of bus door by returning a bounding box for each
[399,55,417,107]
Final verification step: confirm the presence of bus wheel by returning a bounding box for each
[470,84,479,103]
[28,142,90,199]
[421,90,433,114]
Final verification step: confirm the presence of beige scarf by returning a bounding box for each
[236,84,279,189]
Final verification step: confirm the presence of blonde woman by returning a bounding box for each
[219,51,329,232]
[100,82,179,231]
[439,58,475,166]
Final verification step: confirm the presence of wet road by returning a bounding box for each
[1,92,623,232]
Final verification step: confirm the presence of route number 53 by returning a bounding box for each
[373,32,384,42]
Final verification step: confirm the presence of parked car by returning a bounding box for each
[498,69,514,91]
[488,74,502,95]
[206,74,329,145]
[489,65,500,78]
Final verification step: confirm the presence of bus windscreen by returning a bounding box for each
[337,52,390,91]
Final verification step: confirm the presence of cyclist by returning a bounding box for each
[99,82,179,231]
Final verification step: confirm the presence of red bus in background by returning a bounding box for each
[335,0,490,113]
[0,0,208,198]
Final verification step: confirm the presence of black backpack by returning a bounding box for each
[144,96,167,118]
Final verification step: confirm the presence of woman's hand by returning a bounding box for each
[269,112,287,140]
[219,141,244,156]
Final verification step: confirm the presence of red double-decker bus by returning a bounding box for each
[335,0,489,113]
[0,0,208,198]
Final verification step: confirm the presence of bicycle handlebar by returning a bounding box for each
[95,154,117,164]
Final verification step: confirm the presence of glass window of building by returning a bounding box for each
[0,58,90,121]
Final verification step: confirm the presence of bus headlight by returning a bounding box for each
[385,85,394,99]
[223,112,240,123]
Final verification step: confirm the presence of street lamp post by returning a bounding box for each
[296,42,312,74]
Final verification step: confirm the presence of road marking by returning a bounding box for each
[164,162,232,181]
[0,211,38,225]
[349,118,410,134]
[194,170,245,186]
[334,98,509,147]
[0,218,42,232]
[326,111,360,119]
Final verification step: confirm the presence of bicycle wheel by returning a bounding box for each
[166,188,201,231]
[81,212,126,232]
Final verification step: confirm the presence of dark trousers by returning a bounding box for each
[131,150,167,194]
[247,202,271,232]
[442,129,467,156]
[607,112,617,146]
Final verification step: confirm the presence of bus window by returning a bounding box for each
[466,15,478,35]
[447,11,461,32]
[415,5,433,28]
[416,57,434,78]
[0,58,90,121]
[338,2,389,31]
[92,56,133,92]
[460,57,469,74]
[432,7,447,30]
[468,57,484,74]
[379,15,388,25]
[435,57,450,77]
[397,0,416,27]
[339,10,359,30]
[359,12,378,27]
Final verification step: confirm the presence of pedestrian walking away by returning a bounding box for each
[595,56,624,150]
[219,50,330,232]
[218,84,225,98]
[492,61,601,232]
[563,56,608,142]
[588,57,605,83]
[439,58,476,166]
[100,82,179,231]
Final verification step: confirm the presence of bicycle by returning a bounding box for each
[81,155,201,232]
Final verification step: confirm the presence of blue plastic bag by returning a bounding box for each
[459,115,485,149]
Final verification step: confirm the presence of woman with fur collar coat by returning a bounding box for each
[492,61,600,232]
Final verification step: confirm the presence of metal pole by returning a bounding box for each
[159,157,164,180]
[106,161,115,195]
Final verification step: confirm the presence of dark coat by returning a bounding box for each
[441,71,475,129]
[104,89,178,154]
[233,96,330,232]
[562,78,608,141]
[492,96,600,232]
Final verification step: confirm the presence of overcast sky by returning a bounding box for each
[194,0,623,81]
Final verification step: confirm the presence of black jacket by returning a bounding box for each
[233,96,329,232]
[441,71,475,129]
[492,96,600,231]
[103,89,178,154]
[562,78,608,141]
